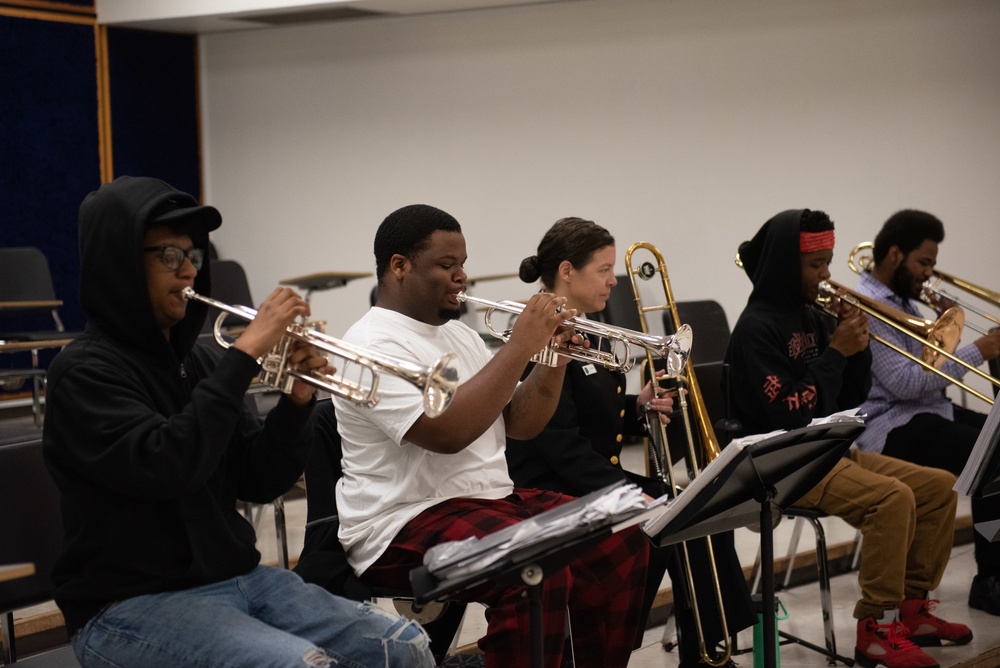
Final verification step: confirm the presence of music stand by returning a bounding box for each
[955,394,1000,541]
[644,421,864,668]
[409,484,657,668]
[279,271,373,303]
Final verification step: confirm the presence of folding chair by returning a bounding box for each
[294,399,468,664]
[0,248,79,426]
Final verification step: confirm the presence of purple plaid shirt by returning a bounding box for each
[855,270,984,453]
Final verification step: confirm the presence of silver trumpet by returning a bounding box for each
[183,288,459,417]
[456,291,692,375]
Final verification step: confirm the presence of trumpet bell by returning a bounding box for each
[422,353,460,418]
[665,324,693,377]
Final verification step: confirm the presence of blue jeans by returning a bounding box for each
[72,565,434,668]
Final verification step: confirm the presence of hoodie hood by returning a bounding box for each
[738,209,808,311]
[78,176,218,361]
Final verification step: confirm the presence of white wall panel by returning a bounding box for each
[199,0,1000,396]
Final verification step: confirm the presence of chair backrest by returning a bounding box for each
[292,399,368,600]
[202,259,254,334]
[663,299,731,365]
[659,300,741,446]
[0,433,63,615]
[0,247,67,337]
[0,248,58,306]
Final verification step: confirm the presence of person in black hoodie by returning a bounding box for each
[725,209,968,668]
[42,176,434,668]
[506,217,756,668]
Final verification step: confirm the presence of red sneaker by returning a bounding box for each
[899,599,973,647]
[855,618,939,668]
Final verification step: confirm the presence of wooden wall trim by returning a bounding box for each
[94,24,113,183]
[0,5,94,25]
[0,1,94,17]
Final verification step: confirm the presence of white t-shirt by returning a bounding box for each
[334,307,515,575]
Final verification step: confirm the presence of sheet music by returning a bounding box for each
[955,396,1000,496]
[641,409,865,537]
[423,483,659,580]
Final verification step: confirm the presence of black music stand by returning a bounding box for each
[644,421,865,668]
[409,484,660,668]
[956,395,1000,541]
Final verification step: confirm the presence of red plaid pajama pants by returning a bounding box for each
[363,488,650,668]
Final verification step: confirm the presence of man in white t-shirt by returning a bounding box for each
[333,204,651,668]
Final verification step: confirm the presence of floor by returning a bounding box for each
[9,409,999,667]
[248,442,1000,668]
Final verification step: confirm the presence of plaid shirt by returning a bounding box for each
[855,270,984,452]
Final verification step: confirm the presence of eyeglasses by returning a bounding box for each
[143,245,205,271]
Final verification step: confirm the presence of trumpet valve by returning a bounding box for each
[531,341,562,368]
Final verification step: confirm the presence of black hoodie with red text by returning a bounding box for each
[724,209,871,437]
[42,176,313,635]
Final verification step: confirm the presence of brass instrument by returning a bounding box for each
[625,241,731,667]
[737,247,999,404]
[849,241,1000,334]
[816,280,998,406]
[183,288,459,417]
[455,291,692,374]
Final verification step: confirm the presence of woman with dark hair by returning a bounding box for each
[506,217,755,668]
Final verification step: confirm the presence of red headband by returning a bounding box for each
[800,230,835,253]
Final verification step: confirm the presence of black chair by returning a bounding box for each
[201,259,254,335]
[659,300,742,447]
[0,248,80,426]
[0,428,79,666]
[294,399,468,664]
[687,302,851,665]
[196,259,293,564]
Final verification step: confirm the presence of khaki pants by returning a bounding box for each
[795,449,957,620]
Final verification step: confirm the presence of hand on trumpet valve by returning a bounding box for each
[284,339,336,405]
[234,287,311,361]
[510,292,579,361]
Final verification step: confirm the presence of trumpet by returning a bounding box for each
[849,241,1000,334]
[183,288,459,417]
[455,291,692,374]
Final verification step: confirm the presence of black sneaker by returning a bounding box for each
[969,573,1000,616]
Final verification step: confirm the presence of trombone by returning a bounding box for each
[183,288,459,417]
[849,241,1000,335]
[625,241,731,667]
[815,280,998,406]
[455,291,692,374]
[735,249,998,404]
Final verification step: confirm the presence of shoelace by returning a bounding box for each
[876,621,921,651]
[919,599,942,618]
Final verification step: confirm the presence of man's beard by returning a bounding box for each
[890,261,921,301]
[439,306,462,321]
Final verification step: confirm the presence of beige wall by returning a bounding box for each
[199,0,1000,397]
